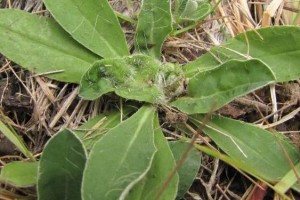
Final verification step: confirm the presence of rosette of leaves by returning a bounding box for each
[0,0,300,199]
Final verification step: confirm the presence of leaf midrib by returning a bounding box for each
[114,109,154,178]
[208,122,291,178]
[46,0,125,57]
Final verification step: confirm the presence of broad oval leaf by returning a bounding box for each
[171,59,275,114]
[169,141,201,200]
[190,115,300,183]
[80,54,185,103]
[44,0,129,58]
[184,26,300,82]
[135,0,173,58]
[124,114,179,200]
[0,161,38,187]
[82,106,157,200]
[0,9,99,83]
[38,129,87,200]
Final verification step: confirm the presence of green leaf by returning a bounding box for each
[82,106,157,200]
[135,0,173,58]
[0,9,99,83]
[125,114,179,200]
[38,129,87,200]
[173,0,189,20]
[80,54,185,103]
[180,0,198,17]
[190,115,300,183]
[169,141,201,200]
[74,108,133,150]
[179,0,212,21]
[0,161,38,187]
[184,26,300,82]
[293,184,300,193]
[274,162,300,193]
[74,114,108,148]
[192,144,292,198]
[44,0,129,58]
[172,59,275,114]
[0,114,34,160]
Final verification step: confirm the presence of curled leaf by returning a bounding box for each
[79,55,185,103]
